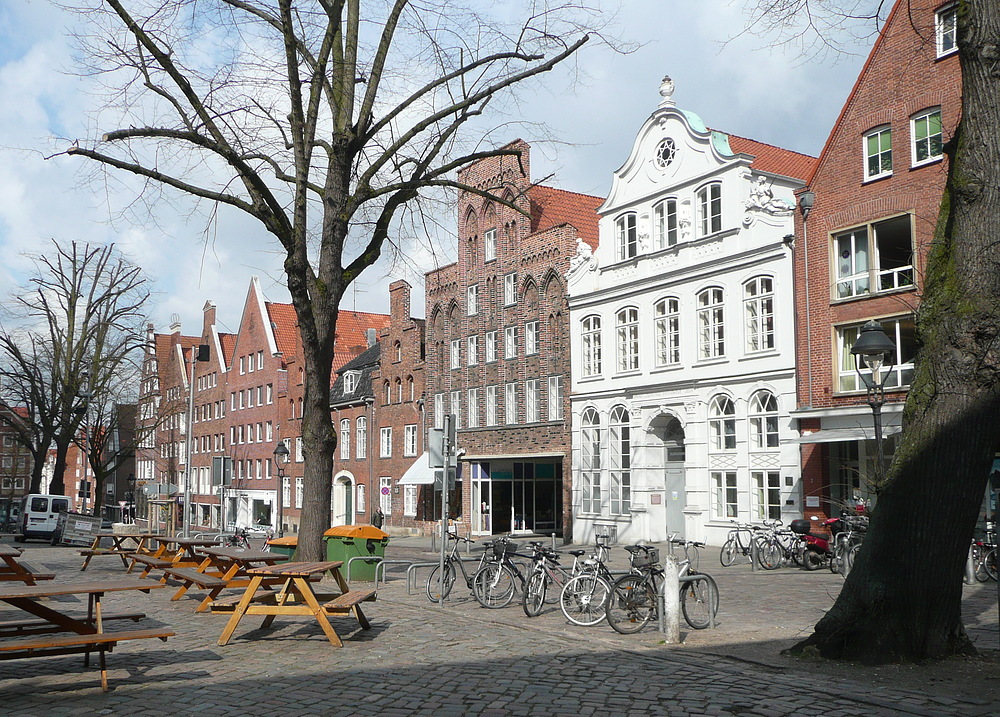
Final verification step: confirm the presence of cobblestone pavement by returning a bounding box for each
[1,538,997,716]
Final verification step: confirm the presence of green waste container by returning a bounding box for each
[324,525,390,581]
[265,536,297,558]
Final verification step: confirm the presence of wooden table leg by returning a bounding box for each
[217,575,262,646]
[294,577,343,648]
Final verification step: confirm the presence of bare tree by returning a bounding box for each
[63,0,608,559]
[744,0,1000,663]
[0,241,149,497]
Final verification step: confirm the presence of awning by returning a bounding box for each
[397,453,439,485]
[792,425,902,444]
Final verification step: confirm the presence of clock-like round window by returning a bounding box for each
[655,138,677,169]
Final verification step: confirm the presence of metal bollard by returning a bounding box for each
[965,545,977,585]
[658,554,680,643]
[551,533,557,551]
[750,538,759,572]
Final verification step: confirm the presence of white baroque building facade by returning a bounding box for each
[568,78,815,546]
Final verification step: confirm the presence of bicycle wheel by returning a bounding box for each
[425,562,457,602]
[606,574,656,634]
[790,539,806,566]
[521,570,547,617]
[680,575,719,630]
[758,539,782,570]
[985,548,998,581]
[473,563,516,608]
[560,573,612,626]
[719,538,738,567]
[844,543,861,576]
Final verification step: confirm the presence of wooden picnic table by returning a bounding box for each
[0,543,55,585]
[213,561,375,648]
[162,546,290,612]
[79,532,164,571]
[0,579,173,691]
[128,535,221,578]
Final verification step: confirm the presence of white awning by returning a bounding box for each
[397,453,439,485]
[792,425,902,444]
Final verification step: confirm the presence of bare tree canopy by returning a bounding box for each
[62,0,613,558]
[0,240,149,497]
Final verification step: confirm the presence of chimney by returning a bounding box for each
[389,280,412,321]
[203,300,217,338]
[366,328,377,347]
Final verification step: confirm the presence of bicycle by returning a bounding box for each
[719,520,762,566]
[753,520,802,570]
[606,541,719,634]
[223,528,251,549]
[522,544,586,617]
[425,532,495,602]
[472,536,529,608]
[829,515,867,575]
[559,540,616,626]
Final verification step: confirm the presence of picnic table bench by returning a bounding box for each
[0,544,55,585]
[161,546,290,612]
[127,536,220,578]
[79,533,162,571]
[0,579,173,691]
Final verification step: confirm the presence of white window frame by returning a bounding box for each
[547,375,563,421]
[697,183,722,236]
[581,315,602,377]
[748,391,780,451]
[580,408,602,514]
[525,379,539,423]
[654,297,680,367]
[344,372,357,394]
[709,395,737,452]
[504,273,517,306]
[467,284,479,315]
[486,385,498,426]
[484,227,497,262]
[936,3,957,58]
[340,419,351,460]
[380,476,392,516]
[864,126,892,180]
[834,215,914,299]
[403,485,417,517]
[837,316,916,393]
[752,470,782,522]
[525,321,539,355]
[504,326,517,359]
[296,477,304,509]
[697,287,725,359]
[450,339,461,369]
[357,484,366,513]
[467,388,479,429]
[379,427,392,458]
[712,471,739,519]
[616,307,639,373]
[653,198,678,249]
[911,108,943,167]
[615,212,637,261]
[450,390,461,429]
[743,276,775,353]
[485,331,497,363]
[434,393,444,429]
[609,405,631,515]
[356,416,367,459]
[504,382,517,425]
[467,335,478,366]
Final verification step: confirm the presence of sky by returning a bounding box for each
[0,1,879,336]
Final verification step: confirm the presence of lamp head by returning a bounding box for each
[272,441,290,466]
[851,320,897,387]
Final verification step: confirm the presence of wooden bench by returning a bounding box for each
[322,589,377,613]
[0,628,175,692]
[128,555,174,578]
[79,548,135,571]
[0,561,55,582]
[162,567,229,591]
[0,613,146,636]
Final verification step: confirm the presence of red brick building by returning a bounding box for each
[792,0,961,518]
[424,140,602,538]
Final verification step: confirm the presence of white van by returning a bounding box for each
[18,494,71,542]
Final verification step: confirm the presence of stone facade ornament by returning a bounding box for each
[658,75,676,108]
[567,236,598,276]
[745,175,794,214]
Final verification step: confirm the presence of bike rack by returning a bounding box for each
[406,561,441,595]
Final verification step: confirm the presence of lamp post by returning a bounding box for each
[850,320,897,492]
[76,371,92,514]
[272,441,289,538]
[126,473,136,524]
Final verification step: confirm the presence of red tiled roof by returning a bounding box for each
[529,185,603,250]
[265,302,299,358]
[332,310,391,370]
[218,333,237,367]
[726,135,817,182]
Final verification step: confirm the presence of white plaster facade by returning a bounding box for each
[568,79,811,546]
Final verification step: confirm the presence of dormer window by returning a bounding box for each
[343,371,358,394]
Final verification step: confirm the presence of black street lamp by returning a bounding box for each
[126,473,136,524]
[850,320,897,491]
[76,371,93,514]
[272,441,290,538]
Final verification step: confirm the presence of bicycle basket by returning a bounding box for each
[632,547,659,568]
[493,540,519,557]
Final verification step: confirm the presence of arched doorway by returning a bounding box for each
[649,414,687,538]
[332,473,354,526]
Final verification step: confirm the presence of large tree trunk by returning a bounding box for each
[791,0,1000,663]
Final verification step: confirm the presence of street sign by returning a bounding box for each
[118,501,127,508]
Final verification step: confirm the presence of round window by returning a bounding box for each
[655,138,677,169]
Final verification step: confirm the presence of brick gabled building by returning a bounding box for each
[424,140,602,538]
[792,0,961,518]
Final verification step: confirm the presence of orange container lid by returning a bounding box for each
[266,536,298,546]
[323,525,389,540]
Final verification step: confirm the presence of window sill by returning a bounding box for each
[577,374,604,384]
[830,285,916,305]
[862,172,892,185]
[910,156,943,170]
[695,356,728,367]
[650,363,683,374]
[739,349,780,362]
[613,369,642,379]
